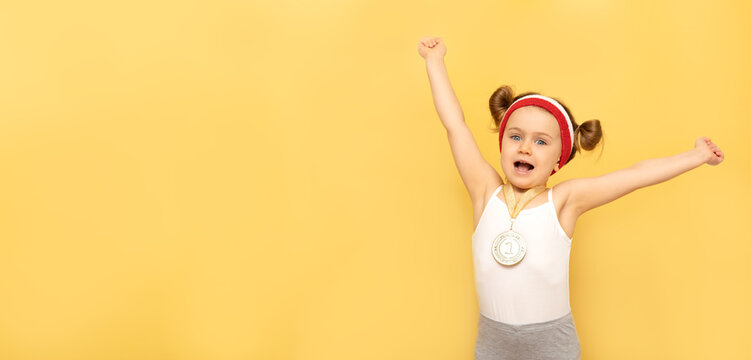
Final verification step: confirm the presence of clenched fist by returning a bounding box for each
[694,137,724,166]
[417,36,446,59]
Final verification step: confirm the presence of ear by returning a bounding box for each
[555,158,562,172]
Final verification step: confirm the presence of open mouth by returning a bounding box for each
[514,160,535,173]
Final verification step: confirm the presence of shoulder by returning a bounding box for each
[550,180,581,239]
[551,179,576,214]
[474,179,504,210]
[471,179,505,230]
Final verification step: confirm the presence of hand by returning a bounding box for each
[417,36,446,59]
[694,136,724,166]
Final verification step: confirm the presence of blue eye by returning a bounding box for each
[511,135,546,145]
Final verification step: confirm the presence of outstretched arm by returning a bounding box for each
[561,137,725,216]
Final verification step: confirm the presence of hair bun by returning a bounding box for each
[489,85,515,122]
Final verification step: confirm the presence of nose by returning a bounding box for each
[518,139,532,154]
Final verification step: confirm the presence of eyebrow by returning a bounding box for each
[507,127,553,138]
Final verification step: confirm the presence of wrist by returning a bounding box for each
[425,54,445,64]
[691,147,710,165]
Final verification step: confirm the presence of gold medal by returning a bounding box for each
[491,183,547,266]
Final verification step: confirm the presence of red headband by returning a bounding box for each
[498,94,574,175]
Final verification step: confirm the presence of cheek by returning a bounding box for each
[544,143,562,158]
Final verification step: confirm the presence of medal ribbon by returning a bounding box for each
[502,184,547,230]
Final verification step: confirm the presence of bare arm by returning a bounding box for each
[628,147,706,186]
[561,137,725,216]
[418,36,501,202]
[425,55,465,133]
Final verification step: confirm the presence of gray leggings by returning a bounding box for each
[474,311,582,360]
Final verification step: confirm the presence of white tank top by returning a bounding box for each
[472,184,573,325]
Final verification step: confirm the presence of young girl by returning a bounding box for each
[417,36,725,360]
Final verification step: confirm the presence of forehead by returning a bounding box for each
[506,106,561,138]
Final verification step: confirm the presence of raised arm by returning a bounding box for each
[560,137,725,216]
[418,36,500,202]
[420,38,463,133]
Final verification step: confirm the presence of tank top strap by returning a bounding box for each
[491,184,504,199]
[548,186,554,203]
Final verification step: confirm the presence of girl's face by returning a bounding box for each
[500,106,563,189]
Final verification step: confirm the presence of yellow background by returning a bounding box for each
[0,0,749,359]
